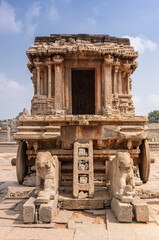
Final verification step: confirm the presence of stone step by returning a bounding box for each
[58,190,111,210]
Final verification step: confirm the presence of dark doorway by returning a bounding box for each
[72,70,95,114]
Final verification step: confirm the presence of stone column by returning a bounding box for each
[123,61,131,95]
[95,67,102,114]
[36,66,40,96]
[127,73,131,94]
[114,66,119,94]
[40,73,44,95]
[121,72,126,94]
[44,68,47,95]
[53,55,64,111]
[118,70,122,94]
[48,64,52,98]
[103,55,113,115]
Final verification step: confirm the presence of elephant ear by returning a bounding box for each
[52,157,56,168]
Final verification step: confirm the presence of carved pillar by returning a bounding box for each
[121,72,126,94]
[40,72,44,95]
[36,66,40,96]
[118,70,122,94]
[53,55,64,111]
[123,61,131,95]
[48,64,52,98]
[127,73,131,94]
[114,66,119,94]
[95,67,102,114]
[44,68,47,95]
[103,55,113,115]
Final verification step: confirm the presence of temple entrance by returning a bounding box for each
[72,70,95,114]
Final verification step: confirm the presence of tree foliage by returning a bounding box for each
[148,110,159,123]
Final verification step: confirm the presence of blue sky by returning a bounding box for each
[0,0,159,119]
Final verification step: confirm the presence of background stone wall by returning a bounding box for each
[0,129,17,142]
[147,123,159,141]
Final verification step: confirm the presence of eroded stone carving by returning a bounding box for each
[110,152,135,203]
[35,152,58,204]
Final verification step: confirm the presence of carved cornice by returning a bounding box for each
[26,36,138,59]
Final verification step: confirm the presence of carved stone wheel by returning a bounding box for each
[139,139,151,183]
[16,141,28,184]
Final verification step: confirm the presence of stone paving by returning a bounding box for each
[0,152,159,240]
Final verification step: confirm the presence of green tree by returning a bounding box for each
[148,110,159,123]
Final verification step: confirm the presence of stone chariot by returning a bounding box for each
[14,34,150,221]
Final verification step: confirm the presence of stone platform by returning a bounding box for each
[58,188,111,210]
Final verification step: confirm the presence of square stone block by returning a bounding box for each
[39,194,58,223]
[111,197,133,222]
[132,196,149,222]
[23,197,35,223]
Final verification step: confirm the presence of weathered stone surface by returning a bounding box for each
[68,219,105,229]
[53,210,73,224]
[0,227,12,239]
[23,197,35,223]
[7,186,34,199]
[0,203,17,210]
[14,200,27,211]
[74,227,107,240]
[106,209,139,240]
[84,209,106,215]
[132,196,149,222]
[111,197,133,222]
[39,194,58,223]
[14,223,55,228]
[58,190,110,210]
[60,197,104,210]
[6,228,75,240]
[0,211,22,220]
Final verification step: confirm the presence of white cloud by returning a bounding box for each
[87,18,96,25]
[0,72,33,119]
[48,5,60,21]
[0,73,24,91]
[0,0,22,34]
[123,35,157,53]
[26,2,41,37]
[92,6,100,17]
